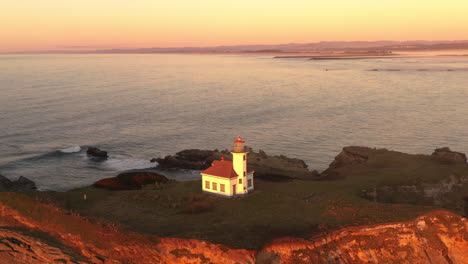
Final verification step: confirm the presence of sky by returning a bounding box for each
[1,0,468,52]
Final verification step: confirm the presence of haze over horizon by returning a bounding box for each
[2,0,468,53]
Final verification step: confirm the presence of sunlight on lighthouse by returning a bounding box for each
[200,136,255,197]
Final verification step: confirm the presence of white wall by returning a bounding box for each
[201,174,232,196]
[232,152,247,194]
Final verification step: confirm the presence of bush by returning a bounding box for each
[94,172,168,191]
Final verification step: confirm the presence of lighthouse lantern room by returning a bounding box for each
[201,136,254,197]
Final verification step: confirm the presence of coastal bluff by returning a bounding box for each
[1,145,468,263]
[0,194,466,264]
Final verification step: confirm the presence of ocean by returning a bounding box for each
[1,53,468,190]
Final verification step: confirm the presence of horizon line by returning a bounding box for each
[3,39,468,55]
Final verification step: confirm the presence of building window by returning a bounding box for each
[243,155,246,160]
[239,178,242,184]
[205,181,210,189]
[220,184,225,192]
[243,171,246,176]
[248,179,252,187]
[212,182,217,191]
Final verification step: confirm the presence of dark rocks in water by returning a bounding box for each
[150,158,158,163]
[155,148,317,180]
[0,174,36,192]
[431,147,467,163]
[87,147,108,158]
[155,149,220,170]
[94,171,169,190]
[14,176,37,191]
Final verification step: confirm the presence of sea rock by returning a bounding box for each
[155,148,317,180]
[86,147,108,158]
[0,174,36,192]
[431,147,467,163]
[12,176,37,191]
[155,149,217,170]
[94,171,169,190]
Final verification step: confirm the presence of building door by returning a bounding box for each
[232,184,236,195]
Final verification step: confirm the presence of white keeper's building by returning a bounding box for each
[201,136,254,197]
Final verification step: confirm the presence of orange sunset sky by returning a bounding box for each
[1,0,468,52]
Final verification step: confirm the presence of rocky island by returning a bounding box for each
[0,146,467,263]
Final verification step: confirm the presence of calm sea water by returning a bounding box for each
[1,54,468,190]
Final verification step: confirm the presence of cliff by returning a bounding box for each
[0,194,466,264]
[0,193,255,264]
[257,210,468,264]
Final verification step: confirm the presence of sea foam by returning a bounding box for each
[105,157,154,171]
[59,146,81,153]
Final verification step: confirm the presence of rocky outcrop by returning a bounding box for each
[86,147,108,158]
[0,174,36,192]
[320,146,375,179]
[0,194,466,264]
[432,147,467,163]
[154,148,318,180]
[94,171,169,190]
[0,195,255,264]
[0,228,87,264]
[154,149,215,170]
[257,210,468,264]
[361,174,468,207]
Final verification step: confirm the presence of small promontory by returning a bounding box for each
[154,147,319,180]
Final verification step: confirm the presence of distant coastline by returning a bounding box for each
[3,40,468,55]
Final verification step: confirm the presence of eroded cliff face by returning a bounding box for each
[0,195,255,264]
[0,228,87,264]
[0,195,466,264]
[257,210,468,264]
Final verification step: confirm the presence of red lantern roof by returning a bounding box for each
[234,136,245,143]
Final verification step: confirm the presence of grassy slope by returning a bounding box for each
[22,148,468,249]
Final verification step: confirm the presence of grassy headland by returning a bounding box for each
[19,146,466,250]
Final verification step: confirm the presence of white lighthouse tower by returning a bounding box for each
[231,136,252,195]
[200,136,254,197]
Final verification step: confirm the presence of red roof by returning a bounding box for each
[234,136,245,143]
[201,160,238,179]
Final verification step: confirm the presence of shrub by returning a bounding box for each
[94,172,168,190]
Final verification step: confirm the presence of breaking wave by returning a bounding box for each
[104,157,155,171]
[59,146,82,153]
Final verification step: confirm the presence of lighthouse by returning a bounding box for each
[200,136,255,197]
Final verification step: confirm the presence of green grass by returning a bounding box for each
[14,148,468,249]
[40,180,432,249]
